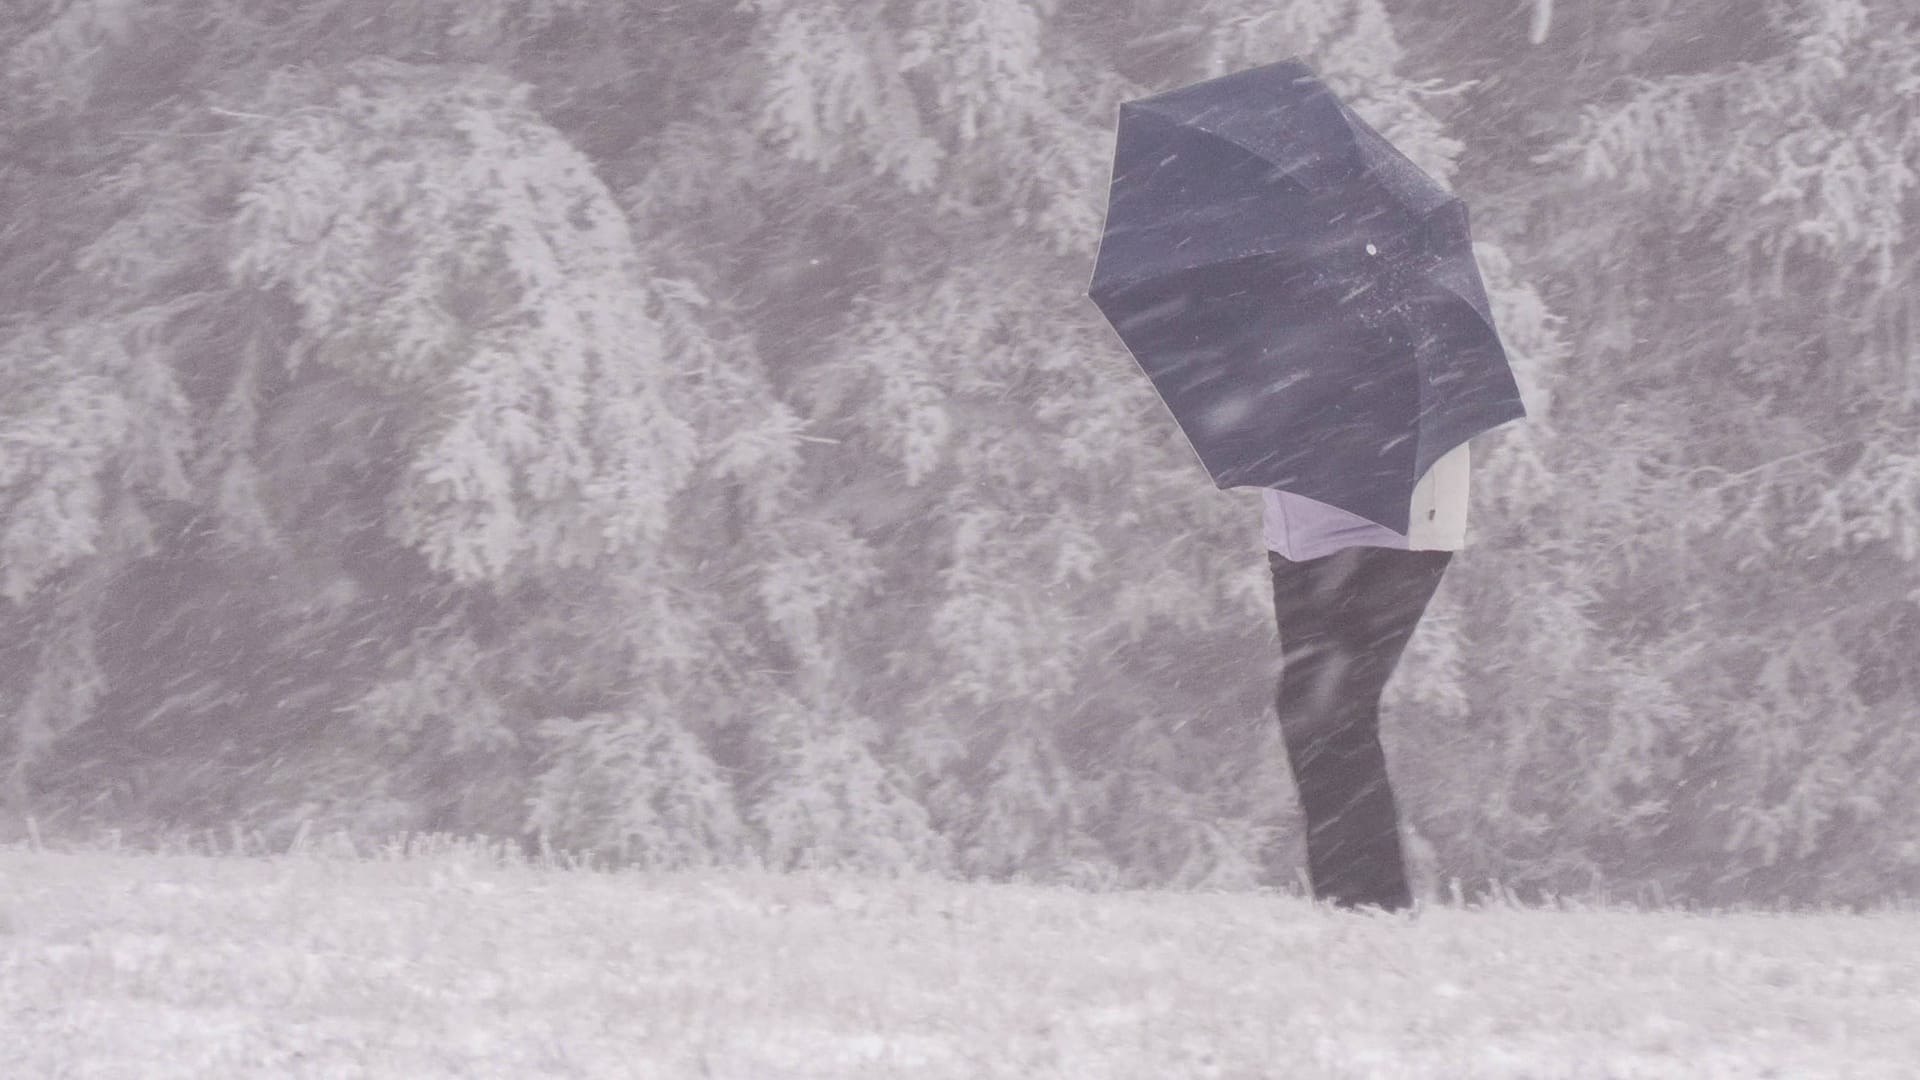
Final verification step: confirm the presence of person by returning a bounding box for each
[1263,441,1470,912]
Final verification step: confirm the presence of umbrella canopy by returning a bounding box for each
[1087,59,1526,535]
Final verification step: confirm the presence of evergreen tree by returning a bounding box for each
[54,0,1906,909]
[1386,0,1920,903]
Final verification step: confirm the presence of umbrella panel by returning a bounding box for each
[1095,251,1426,532]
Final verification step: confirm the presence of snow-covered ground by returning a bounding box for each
[3,842,1917,1079]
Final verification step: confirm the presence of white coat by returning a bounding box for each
[1261,441,1470,561]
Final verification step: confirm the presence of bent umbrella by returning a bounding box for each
[1087,59,1526,535]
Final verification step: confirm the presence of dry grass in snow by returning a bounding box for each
[3,839,1919,1078]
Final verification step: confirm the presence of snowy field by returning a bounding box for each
[3,841,1919,1079]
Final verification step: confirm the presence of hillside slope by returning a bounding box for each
[3,845,1917,1078]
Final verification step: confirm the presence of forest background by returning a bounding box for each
[3,0,1916,908]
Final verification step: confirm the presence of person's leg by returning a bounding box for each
[1270,546,1451,910]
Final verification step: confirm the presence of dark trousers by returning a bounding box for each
[1269,546,1451,910]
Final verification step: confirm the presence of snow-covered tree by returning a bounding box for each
[66,0,1920,911]
[1380,0,1920,904]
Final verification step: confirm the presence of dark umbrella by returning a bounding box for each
[1087,59,1526,534]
